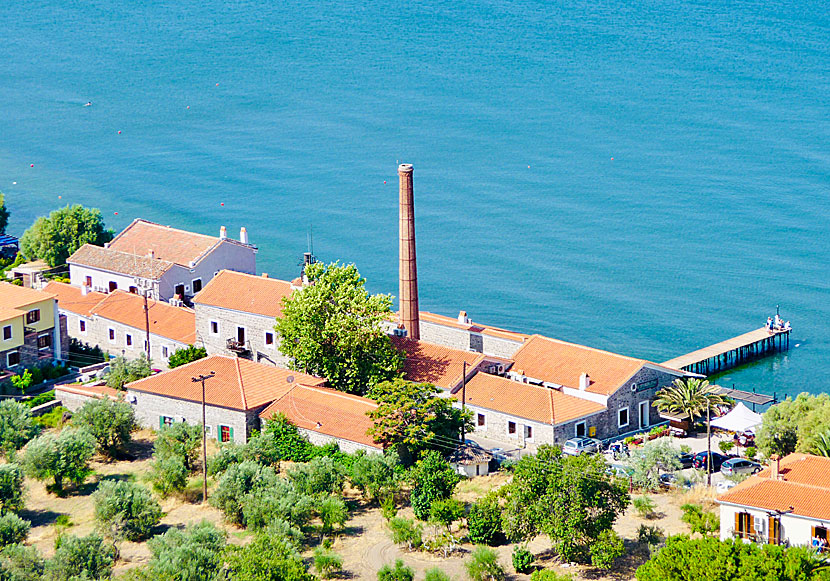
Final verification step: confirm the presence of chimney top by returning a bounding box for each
[240,227,249,245]
[398,163,413,173]
[770,454,782,480]
[579,372,590,391]
[261,273,268,278]
[147,249,155,259]
[219,226,227,239]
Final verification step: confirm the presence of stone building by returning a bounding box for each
[45,282,195,369]
[0,282,66,371]
[416,311,528,359]
[192,270,294,365]
[67,219,257,303]
[260,384,382,454]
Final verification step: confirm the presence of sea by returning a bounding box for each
[0,0,827,402]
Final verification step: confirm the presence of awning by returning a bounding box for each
[710,402,763,433]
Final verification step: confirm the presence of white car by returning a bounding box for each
[716,480,737,493]
[562,437,603,456]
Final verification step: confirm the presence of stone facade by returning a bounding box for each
[296,427,382,455]
[419,320,523,358]
[194,304,288,367]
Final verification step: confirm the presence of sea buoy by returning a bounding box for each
[117,130,121,134]
[12,182,16,185]
[114,212,118,215]
[220,203,224,206]
[186,106,190,109]
[30,164,34,168]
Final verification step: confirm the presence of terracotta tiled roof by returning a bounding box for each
[43,281,107,317]
[90,290,196,344]
[67,244,174,279]
[717,453,830,520]
[0,282,55,310]
[55,383,122,401]
[418,311,529,343]
[126,355,326,411]
[510,335,655,396]
[392,337,486,390]
[108,219,224,266]
[0,307,24,323]
[455,372,606,425]
[260,384,381,449]
[193,270,293,318]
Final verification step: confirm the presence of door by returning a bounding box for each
[174,284,185,298]
[639,401,649,429]
[108,281,118,292]
[237,326,246,344]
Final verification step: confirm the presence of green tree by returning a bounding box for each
[0,513,30,547]
[756,393,830,457]
[317,495,348,535]
[23,428,96,493]
[20,205,114,267]
[274,261,403,395]
[530,571,574,581]
[409,451,460,521]
[0,464,25,513]
[349,450,400,503]
[467,496,503,545]
[9,371,32,396]
[0,543,45,581]
[145,521,226,581]
[465,546,506,581]
[625,438,681,491]
[633,496,657,519]
[224,534,314,581]
[210,461,279,525]
[241,481,314,531]
[0,194,9,235]
[652,378,729,427]
[502,445,629,563]
[590,529,624,569]
[0,400,39,458]
[429,498,464,533]
[153,422,202,471]
[679,504,719,537]
[424,569,451,581]
[377,560,414,581]
[72,397,136,457]
[287,456,345,496]
[150,453,189,498]
[105,354,152,390]
[168,345,208,369]
[45,533,116,581]
[93,480,163,542]
[387,517,423,550]
[258,413,314,462]
[368,379,472,459]
[313,547,343,579]
[813,428,830,457]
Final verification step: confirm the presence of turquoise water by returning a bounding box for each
[1,1,827,399]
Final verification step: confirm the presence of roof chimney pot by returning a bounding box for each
[770,454,781,480]
[240,227,249,245]
[398,163,420,340]
[219,226,227,239]
[261,273,268,278]
[579,372,590,391]
[147,249,154,259]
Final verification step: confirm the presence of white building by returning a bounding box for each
[718,453,830,549]
[67,219,256,303]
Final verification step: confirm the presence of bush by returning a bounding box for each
[24,390,55,408]
[318,495,349,535]
[467,497,503,545]
[210,461,279,524]
[638,524,665,546]
[167,345,207,369]
[350,451,400,502]
[154,422,202,472]
[0,464,25,513]
[46,534,116,580]
[680,504,719,537]
[0,513,30,546]
[718,441,735,455]
[530,571,574,581]
[745,446,757,459]
[313,547,343,579]
[23,428,96,493]
[287,455,345,496]
[93,480,163,541]
[409,451,460,521]
[0,543,45,580]
[150,453,189,498]
[208,442,247,476]
[466,546,506,581]
[424,569,451,581]
[429,498,464,532]
[73,397,136,457]
[224,534,313,581]
[33,406,67,429]
[68,339,105,368]
[145,521,226,581]
[590,529,624,569]
[633,495,657,519]
[512,545,535,573]
[241,480,314,530]
[381,494,398,521]
[377,559,414,581]
[260,413,314,462]
[105,354,151,389]
[0,400,39,458]
[387,517,423,550]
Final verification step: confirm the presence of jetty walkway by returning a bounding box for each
[662,327,790,375]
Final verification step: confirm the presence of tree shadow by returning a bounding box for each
[580,539,648,580]
[18,508,62,527]
[76,472,135,496]
[121,437,155,462]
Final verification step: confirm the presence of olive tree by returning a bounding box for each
[23,428,96,493]
[93,480,163,541]
[73,397,136,457]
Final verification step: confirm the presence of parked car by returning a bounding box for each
[720,458,762,476]
[678,452,695,469]
[692,451,728,471]
[716,479,737,493]
[562,437,603,456]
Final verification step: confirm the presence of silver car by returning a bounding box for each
[720,458,762,476]
[562,437,603,456]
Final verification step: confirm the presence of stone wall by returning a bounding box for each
[55,387,101,412]
[296,427,382,455]
[419,320,523,358]
[597,366,680,439]
[194,304,289,367]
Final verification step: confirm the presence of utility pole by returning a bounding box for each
[134,277,151,360]
[191,371,215,503]
[706,401,712,487]
[461,361,467,442]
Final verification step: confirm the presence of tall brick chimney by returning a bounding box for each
[398,163,420,340]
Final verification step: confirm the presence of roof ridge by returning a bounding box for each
[68,244,176,266]
[295,384,378,407]
[523,334,647,364]
[235,357,247,409]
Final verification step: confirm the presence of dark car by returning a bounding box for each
[692,451,728,471]
[678,452,695,469]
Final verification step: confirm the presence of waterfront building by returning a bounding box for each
[0,282,66,371]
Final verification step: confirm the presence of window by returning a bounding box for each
[108,281,118,292]
[524,425,532,440]
[219,425,232,443]
[735,512,753,539]
[237,327,245,343]
[162,346,169,358]
[477,413,485,427]
[85,276,92,287]
[126,334,133,346]
[192,278,202,293]
[174,284,185,298]
[210,321,219,335]
[129,286,138,294]
[264,332,274,346]
[618,407,629,428]
[108,328,115,342]
[37,334,51,349]
[3,326,11,341]
[79,319,86,333]
[161,416,174,428]
[575,421,586,437]
[6,351,19,367]
[508,421,516,434]
[26,310,40,324]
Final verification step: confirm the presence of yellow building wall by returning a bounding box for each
[19,298,55,333]
[0,316,25,350]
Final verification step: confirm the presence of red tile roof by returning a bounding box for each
[392,337,486,390]
[0,282,56,310]
[260,385,380,449]
[193,270,293,318]
[55,383,122,401]
[67,244,175,279]
[455,372,606,425]
[89,290,196,344]
[126,355,325,411]
[108,219,226,266]
[717,453,830,520]
[44,281,107,317]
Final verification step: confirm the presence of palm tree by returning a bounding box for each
[812,428,830,458]
[653,378,729,425]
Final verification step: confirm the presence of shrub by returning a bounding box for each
[154,422,202,471]
[208,442,247,476]
[210,461,279,524]
[377,559,414,581]
[150,453,189,498]
[429,498,464,532]
[0,400,39,458]
[287,456,345,496]
[0,513,30,546]
[680,503,719,537]
[46,534,116,580]
[33,406,67,429]
[73,397,136,457]
[467,497,503,545]
[679,444,692,454]
[381,494,398,521]
[718,441,735,455]
[633,495,657,519]
[145,521,226,581]
[24,390,55,408]
[0,464,25,513]
[93,480,163,541]
[512,545,535,574]
[0,543,45,580]
[260,413,313,462]
[313,547,343,579]
[465,546,506,581]
[23,428,96,493]
[244,429,284,467]
[10,371,33,395]
[350,451,400,502]
[167,345,207,369]
[424,569,451,581]
[318,495,349,535]
[241,480,314,530]
[409,451,460,521]
[638,524,665,546]
[530,570,573,581]
[224,534,313,581]
[590,529,624,569]
[105,354,152,389]
[68,339,105,368]
[387,517,422,550]
[745,446,757,459]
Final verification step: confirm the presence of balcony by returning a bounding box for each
[226,338,251,354]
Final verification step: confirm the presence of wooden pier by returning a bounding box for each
[662,327,790,375]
